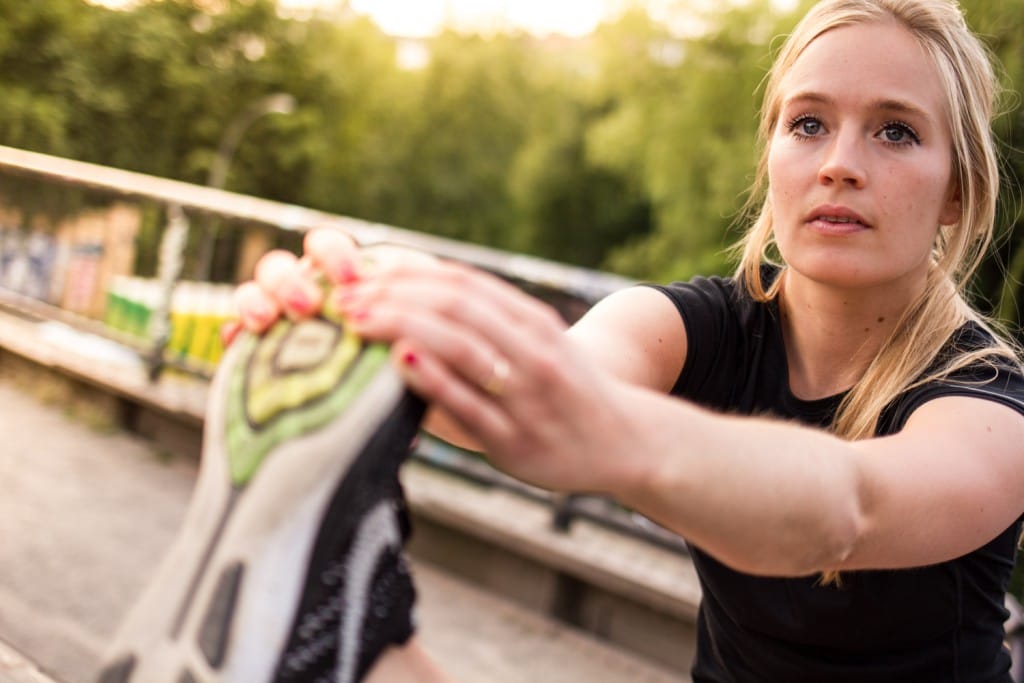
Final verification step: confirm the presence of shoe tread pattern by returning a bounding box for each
[197,560,245,669]
[224,311,389,486]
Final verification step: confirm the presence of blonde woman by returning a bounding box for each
[221,0,1024,680]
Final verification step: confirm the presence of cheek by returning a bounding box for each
[767,137,814,199]
[887,164,951,224]
[767,146,797,207]
[884,169,947,252]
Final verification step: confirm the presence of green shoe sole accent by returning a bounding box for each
[223,317,390,487]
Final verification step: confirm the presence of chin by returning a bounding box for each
[783,254,891,290]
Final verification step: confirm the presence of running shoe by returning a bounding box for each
[97,296,424,683]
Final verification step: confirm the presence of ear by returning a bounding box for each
[939,182,962,226]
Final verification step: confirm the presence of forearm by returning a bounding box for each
[609,384,866,577]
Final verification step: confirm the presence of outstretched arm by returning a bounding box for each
[338,258,1024,577]
[235,230,1024,576]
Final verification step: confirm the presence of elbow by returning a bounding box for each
[816,500,867,572]
[813,463,871,573]
[783,461,870,576]
[730,500,867,578]
[766,506,865,577]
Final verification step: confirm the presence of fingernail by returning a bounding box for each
[286,289,312,314]
[402,351,418,367]
[338,261,359,284]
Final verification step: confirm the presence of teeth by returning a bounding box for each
[819,216,856,223]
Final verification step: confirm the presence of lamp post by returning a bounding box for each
[196,92,296,281]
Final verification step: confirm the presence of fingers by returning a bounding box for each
[390,339,515,449]
[235,280,281,333]
[352,299,515,400]
[219,319,244,347]
[337,260,566,368]
[303,228,437,284]
[252,249,323,321]
[304,228,360,284]
[361,243,438,272]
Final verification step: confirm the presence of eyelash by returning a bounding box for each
[785,114,821,140]
[784,114,922,147]
[879,120,921,147]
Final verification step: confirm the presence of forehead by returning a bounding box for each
[778,20,948,121]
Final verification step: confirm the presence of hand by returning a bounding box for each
[336,259,640,494]
[231,228,434,342]
[232,228,359,340]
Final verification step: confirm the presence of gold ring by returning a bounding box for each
[482,357,510,396]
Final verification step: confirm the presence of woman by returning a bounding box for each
[236,0,1024,679]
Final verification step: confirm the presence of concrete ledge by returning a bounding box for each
[404,463,699,669]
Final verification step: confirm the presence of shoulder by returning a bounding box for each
[881,322,1024,434]
[567,285,689,393]
[846,330,1024,570]
[650,270,750,314]
[650,265,779,335]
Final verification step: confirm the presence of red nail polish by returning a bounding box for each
[286,291,310,314]
[339,262,359,284]
[402,351,418,367]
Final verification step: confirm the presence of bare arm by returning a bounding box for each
[338,259,1024,576]
[239,240,1024,577]
[564,285,687,394]
[610,386,1024,575]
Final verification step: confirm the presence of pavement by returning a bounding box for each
[0,377,685,683]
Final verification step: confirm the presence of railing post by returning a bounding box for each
[551,493,580,533]
[147,204,189,381]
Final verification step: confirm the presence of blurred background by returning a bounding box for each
[0,0,1015,296]
[2,0,1023,592]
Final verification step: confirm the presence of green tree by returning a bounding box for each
[508,84,653,268]
[957,0,1024,325]
[354,31,542,249]
[590,2,807,281]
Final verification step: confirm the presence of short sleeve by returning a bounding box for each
[645,271,782,413]
[647,276,737,398]
[878,324,1024,434]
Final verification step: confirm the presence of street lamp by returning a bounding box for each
[206,93,296,191]
[196,92,297,280]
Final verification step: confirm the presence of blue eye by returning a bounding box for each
[800,119,822,136]
[786,115,823,139]
[879,121,921,146]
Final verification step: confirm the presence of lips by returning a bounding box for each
[806,205,871,229]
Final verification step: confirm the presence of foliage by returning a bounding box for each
[592,2,792,280]
[0,0,1021,321]
[961,0,1024,324]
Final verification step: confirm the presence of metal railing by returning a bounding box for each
[0,144,687,556]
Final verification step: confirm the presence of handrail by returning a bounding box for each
[0,145,632,304]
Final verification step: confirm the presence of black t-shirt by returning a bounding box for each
[651,271,1024,682]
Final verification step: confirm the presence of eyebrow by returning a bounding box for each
[783,92,933,121]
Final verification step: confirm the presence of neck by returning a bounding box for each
[777,269,925,400]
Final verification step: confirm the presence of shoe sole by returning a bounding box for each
[97,312,423,683]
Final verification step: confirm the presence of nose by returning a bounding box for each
[818,131,867,189]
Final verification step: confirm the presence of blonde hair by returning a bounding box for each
[736,0,1020,442]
